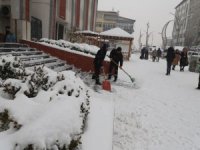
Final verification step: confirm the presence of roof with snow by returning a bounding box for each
[99,27,134,40]
[75,30,99,36]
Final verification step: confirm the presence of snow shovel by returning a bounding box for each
[110,59,135,83]
[101,67,111,91]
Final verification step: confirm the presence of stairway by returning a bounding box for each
[0,43,73,72]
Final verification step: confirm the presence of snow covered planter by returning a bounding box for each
[0,56,90,150]
[39,38,99,56]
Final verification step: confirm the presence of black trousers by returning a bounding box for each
[108,63,118,79]
[93,64,101,83]
[166,61,172,75]
[198,73,200,88]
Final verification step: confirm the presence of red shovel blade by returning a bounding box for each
[102,80,111,91]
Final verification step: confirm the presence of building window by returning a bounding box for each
[31,17,42,40]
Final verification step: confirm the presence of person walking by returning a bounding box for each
[197,61,200,89]
[180,48,188,71]
[108,47,123,82]
[156,48,162,62]
[172,49,181,70]
[197,73,200,90]
[140,47,145,59]
[151,49,157,62]
[92,44,108,85]
[166,47,175,75]
[144,47,149,60]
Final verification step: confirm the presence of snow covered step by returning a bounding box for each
[52,65,73,72]
[0,47,37,52]
[19,54,49,60]
[0,43,28,49]
[25,60,68,71]
[0,51,43,56]
[45,61,66,68]
[22,57,57,67]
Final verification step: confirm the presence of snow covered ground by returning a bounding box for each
[83,53,200,150]
[1,52,200,150]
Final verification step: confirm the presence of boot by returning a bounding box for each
[95,79,101,85]
[113,76,117,82]
[92,74,96,79]
[108,75,111,80]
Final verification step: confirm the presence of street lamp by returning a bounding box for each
[161,20,174,49]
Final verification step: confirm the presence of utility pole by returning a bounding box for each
[146,22,150,47]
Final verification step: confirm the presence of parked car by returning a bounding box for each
[188,51,200,63]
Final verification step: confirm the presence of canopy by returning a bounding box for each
[99,27,134,40]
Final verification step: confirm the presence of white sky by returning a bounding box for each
[98,0,182,48]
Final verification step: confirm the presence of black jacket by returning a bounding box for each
[93,48,107,67]
[110,49,123,66]
[166,47,175,63]
[180,52,188,66]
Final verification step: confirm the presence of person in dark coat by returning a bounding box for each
[140,47,145,59]
[180,48,188,71]
[166,47,175,75]
[92,44,108,85]
[144,47,149,60]
[4,26,10,42]
[197,74,200,89]
[108,47,123,82]
[197,61,200,89]
[156,48,162,62]
[5,31,16,43]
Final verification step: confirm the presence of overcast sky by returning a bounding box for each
[98,0,182,48]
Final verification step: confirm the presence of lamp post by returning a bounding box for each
[161,20,174,49]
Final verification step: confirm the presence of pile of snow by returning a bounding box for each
[0,55,90,149]
[39,38,100,56]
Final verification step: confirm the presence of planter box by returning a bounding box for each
[20,40,110,73]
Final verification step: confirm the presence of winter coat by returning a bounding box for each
[197,63,200,73]
[5,33,16,43]
[172,53,181,65]
[93,48,107,67]
[110,49,123,66]
[166,47,175,63]
[152,50,157,57]
[157,49,162,57]
[180,51,188,66]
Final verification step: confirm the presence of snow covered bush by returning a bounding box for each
[0,55,28,80]
[39,38,99,56]
[0,56,90,150]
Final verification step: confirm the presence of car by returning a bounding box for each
[188,51,200,63]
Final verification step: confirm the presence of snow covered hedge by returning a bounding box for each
[0,55,90,150]
[39,38,99,56]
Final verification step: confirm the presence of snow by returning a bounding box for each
[75,30,99,35]
[100,27,134,38]
[0,56,90,149]
[38,39,110,61]
[1,47,200,149]
[82,53,200,150]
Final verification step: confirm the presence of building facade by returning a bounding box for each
[0,0,98,42]
[184,0,200,47]
[172,0,190,46]
[96,11,118,33]
[117,16,134,34]
[172,0,200,47]
[96,10,135,34]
